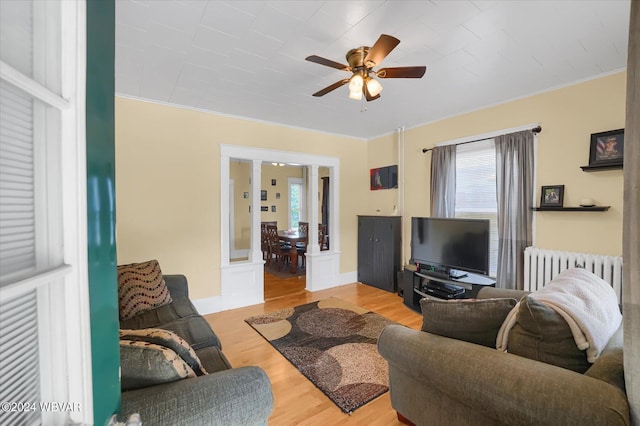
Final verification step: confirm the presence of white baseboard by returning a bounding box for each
[192,296,223,315]
[192,269,358,312]
[340,271,358,285]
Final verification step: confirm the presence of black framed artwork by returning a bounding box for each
[540,185,564,207]
[588,129,624,167]
[261,190,267,201]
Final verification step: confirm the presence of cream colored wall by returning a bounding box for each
[115,97,367,300]
[367,132,400,216]
[367,72,626,264]
[259,164,303,228]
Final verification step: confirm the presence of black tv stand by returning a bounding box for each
[399,265,496,312]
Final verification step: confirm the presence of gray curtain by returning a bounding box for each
[624,0,639,422]
[430,145,456,217]
[495,130,534,290]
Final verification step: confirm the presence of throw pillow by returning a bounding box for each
[120,339,196,391]
[117,260,172,320]
[507,295,590,373]
[420,298,518,347]
[120,328,207,376]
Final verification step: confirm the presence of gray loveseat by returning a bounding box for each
[119,274,274,425]
[378,286,629,426]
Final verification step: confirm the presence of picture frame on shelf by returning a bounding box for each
[540,185,564,207]
[588,129,624,167]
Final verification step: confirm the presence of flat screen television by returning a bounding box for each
[410,217,490,276]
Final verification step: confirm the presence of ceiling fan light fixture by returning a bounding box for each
[348,74,363,91]
[349,89,363,100]
[366,77,383,97]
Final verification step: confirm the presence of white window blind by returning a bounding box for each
[0,290,39,426]
[455,139,498,276]
[0,81,36,279]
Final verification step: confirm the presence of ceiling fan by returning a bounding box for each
[305,34,426,102]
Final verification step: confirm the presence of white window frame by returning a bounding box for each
[288,177,306,230]
[454,139,499,277]
[0,1,92,424]
[436,122,540,278]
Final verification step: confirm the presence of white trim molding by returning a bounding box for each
[219,144,340,309]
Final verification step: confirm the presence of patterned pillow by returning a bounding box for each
[420,297,518,348]
[120,339,195,391]
[117,260,172,320]
[119,328,207,376]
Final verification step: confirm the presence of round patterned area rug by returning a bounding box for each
[245,298,397,413]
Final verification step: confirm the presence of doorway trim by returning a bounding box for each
[220,144,341,310]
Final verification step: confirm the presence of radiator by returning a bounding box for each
[524,247,623,303]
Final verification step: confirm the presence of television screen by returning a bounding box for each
[410,217,489,275]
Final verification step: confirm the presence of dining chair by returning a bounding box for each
[266,224,290,270]
[261,221,278,263]
[296,222,309,267]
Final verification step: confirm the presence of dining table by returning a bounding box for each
[278,230,306,274]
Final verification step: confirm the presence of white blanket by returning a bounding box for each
[497,268,622,362]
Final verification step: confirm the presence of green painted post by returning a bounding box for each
[86,0,120,424]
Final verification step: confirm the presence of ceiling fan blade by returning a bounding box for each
[363,84,380,102]
[377,66,426,78]
[364,34,400,68]
[312,79,350,97]
[305,55,351,71]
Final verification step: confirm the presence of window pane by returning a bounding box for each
[455,139,498,276]
[0,289,40,426]
[0,81,61,285]
[290,184,300,228]
[0,81,35,281]
[0,1,61,94]
[0,0,33,77]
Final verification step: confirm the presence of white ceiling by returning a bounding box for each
[115,0,631,140]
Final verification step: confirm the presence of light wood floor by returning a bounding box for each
[203,273,422,425]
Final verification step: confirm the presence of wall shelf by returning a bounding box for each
[532,206,610,212]
[580,164,622,171]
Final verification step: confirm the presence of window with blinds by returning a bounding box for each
[1,1,90,424]
[455,139,498,276]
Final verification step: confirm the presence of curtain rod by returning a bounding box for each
[421,125,542,154]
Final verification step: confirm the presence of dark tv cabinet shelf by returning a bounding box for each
[580,164,622,171]
[400,265,496,312]
[357,216,401,293]
[532,206,610,211]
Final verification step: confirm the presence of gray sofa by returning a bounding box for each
[119,274,274,425]
[378,286,630,426]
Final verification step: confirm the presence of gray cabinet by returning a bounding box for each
[357,216,401,292]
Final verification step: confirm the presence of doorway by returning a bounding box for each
[219,145,341,311]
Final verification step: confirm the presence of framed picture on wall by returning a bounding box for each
[261,190,267,201]
[271,205,276,212]
[260,206,268,212]
[588,129,624,167]
[370,165,398,190]
[540,185,564,207]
